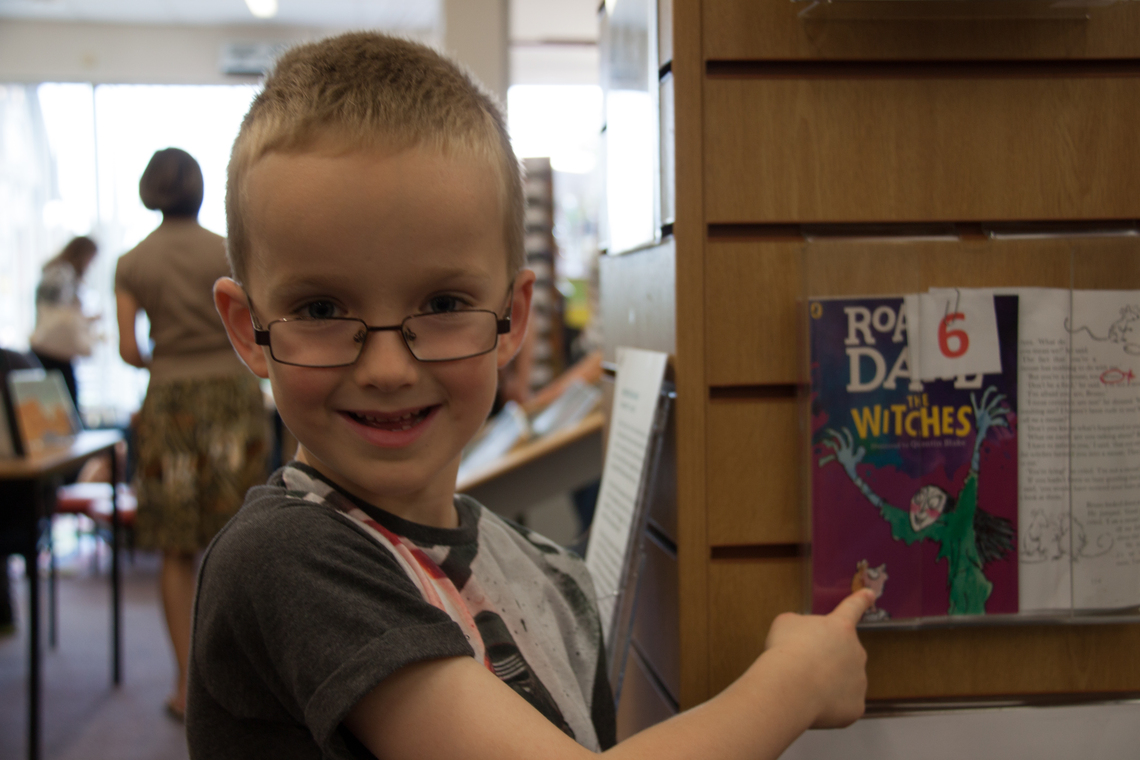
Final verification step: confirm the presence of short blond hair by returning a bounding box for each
[226,32,524,285]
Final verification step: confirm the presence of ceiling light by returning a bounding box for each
[244,0,278,19]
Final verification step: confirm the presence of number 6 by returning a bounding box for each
[938,312,969,358]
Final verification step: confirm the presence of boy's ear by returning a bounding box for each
[214,277,270,378]
[496,269,536,369]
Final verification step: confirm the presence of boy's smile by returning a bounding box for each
[218,142,534,528]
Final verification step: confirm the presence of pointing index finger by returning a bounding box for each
[829,589,875,625]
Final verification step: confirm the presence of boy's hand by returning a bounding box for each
[762,589,873,729]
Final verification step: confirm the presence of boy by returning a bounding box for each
[192,32,873,760]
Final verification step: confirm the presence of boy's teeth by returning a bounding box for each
[352,408,427,430]
[361,412,416,422]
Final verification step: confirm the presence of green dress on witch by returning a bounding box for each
[872,473,990,615]
[822,386,1015,616]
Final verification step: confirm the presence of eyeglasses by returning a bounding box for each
[250,306,511,368]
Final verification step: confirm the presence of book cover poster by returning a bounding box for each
[7,368,82,454]
[810,295,1019,621]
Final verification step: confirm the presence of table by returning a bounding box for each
[0,429,124,760]
[457,411,605,520]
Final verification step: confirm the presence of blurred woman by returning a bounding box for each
[29,235,99,411]
[115,148,267,720]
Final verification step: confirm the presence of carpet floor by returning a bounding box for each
[1,544,190,760]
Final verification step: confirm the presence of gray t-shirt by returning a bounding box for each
[187,464,616,759]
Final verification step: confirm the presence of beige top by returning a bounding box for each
[115,218,246,384]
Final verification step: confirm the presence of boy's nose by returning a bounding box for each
[351,329,418,388]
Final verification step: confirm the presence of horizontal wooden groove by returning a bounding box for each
[708,220,1140,242]
[865,690,1140,715]
[709,385,797,401]
[710,544,804,561]
[706,59,1140,79]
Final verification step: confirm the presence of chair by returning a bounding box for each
[56,481,137,556]
[49,482,137,647]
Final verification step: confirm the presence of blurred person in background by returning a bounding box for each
[115,147,267,721]
[29,235,100,412]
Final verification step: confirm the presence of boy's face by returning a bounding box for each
[217,143,533,523]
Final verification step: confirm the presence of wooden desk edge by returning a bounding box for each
[456,411,605,493]
[0,430,124,478]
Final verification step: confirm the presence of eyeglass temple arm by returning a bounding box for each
[245,293,271,346]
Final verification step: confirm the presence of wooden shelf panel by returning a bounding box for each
[705,76,1140,224]
[706,236,1140,385]
[707,557,805,700]
[706,241,803,386]
[862,623,1140,701]
[703,0,1140,61]
[707,396,803,545]
[705,557,1140,702]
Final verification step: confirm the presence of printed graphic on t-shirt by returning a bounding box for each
[277,465,601,747]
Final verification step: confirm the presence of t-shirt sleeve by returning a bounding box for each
[190,491,474,752]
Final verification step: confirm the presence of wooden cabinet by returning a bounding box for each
[600,0,1140,730]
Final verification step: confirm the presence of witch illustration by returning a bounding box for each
[851,560,890,622]
[820,387,1016,616]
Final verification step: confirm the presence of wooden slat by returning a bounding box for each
[1071,241,1140,289]
[706,241,803,386]
[707,237,1138,385]
[805,237,1077,294]
[706,557,1140,701]
[707,557,805,697]
[707,396,803,545]
[703,0,1140,61]
[705,76,1140,224]
[862,624,1140,701]
[672,0,711,710]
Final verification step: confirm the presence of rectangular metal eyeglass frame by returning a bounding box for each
[246,296,512,368]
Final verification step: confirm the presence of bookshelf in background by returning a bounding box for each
[523,158,565,392]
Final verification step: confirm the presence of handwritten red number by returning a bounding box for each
[938,313,969,358]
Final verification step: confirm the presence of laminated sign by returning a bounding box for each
[909,290,1003,382]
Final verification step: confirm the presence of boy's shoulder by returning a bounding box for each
[202,463,598,615]
[198,471,398,584]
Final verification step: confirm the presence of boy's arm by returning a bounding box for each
[345,589,873,760]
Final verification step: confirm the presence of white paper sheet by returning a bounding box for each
[584,347,668,647]
[1068,290,1140,610]
[916,290,1003,381]
[957,288,1140,611]
[1011,288,1075,611]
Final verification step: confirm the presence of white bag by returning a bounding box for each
[29,304,95,359]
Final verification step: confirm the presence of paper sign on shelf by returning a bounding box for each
[915,289,1002,381]
[584,346,668,649]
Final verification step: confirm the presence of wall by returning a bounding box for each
[0,19,420,85]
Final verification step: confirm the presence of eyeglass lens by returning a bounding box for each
[268,311,500,367]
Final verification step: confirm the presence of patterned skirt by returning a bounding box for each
[133,373,268,552]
